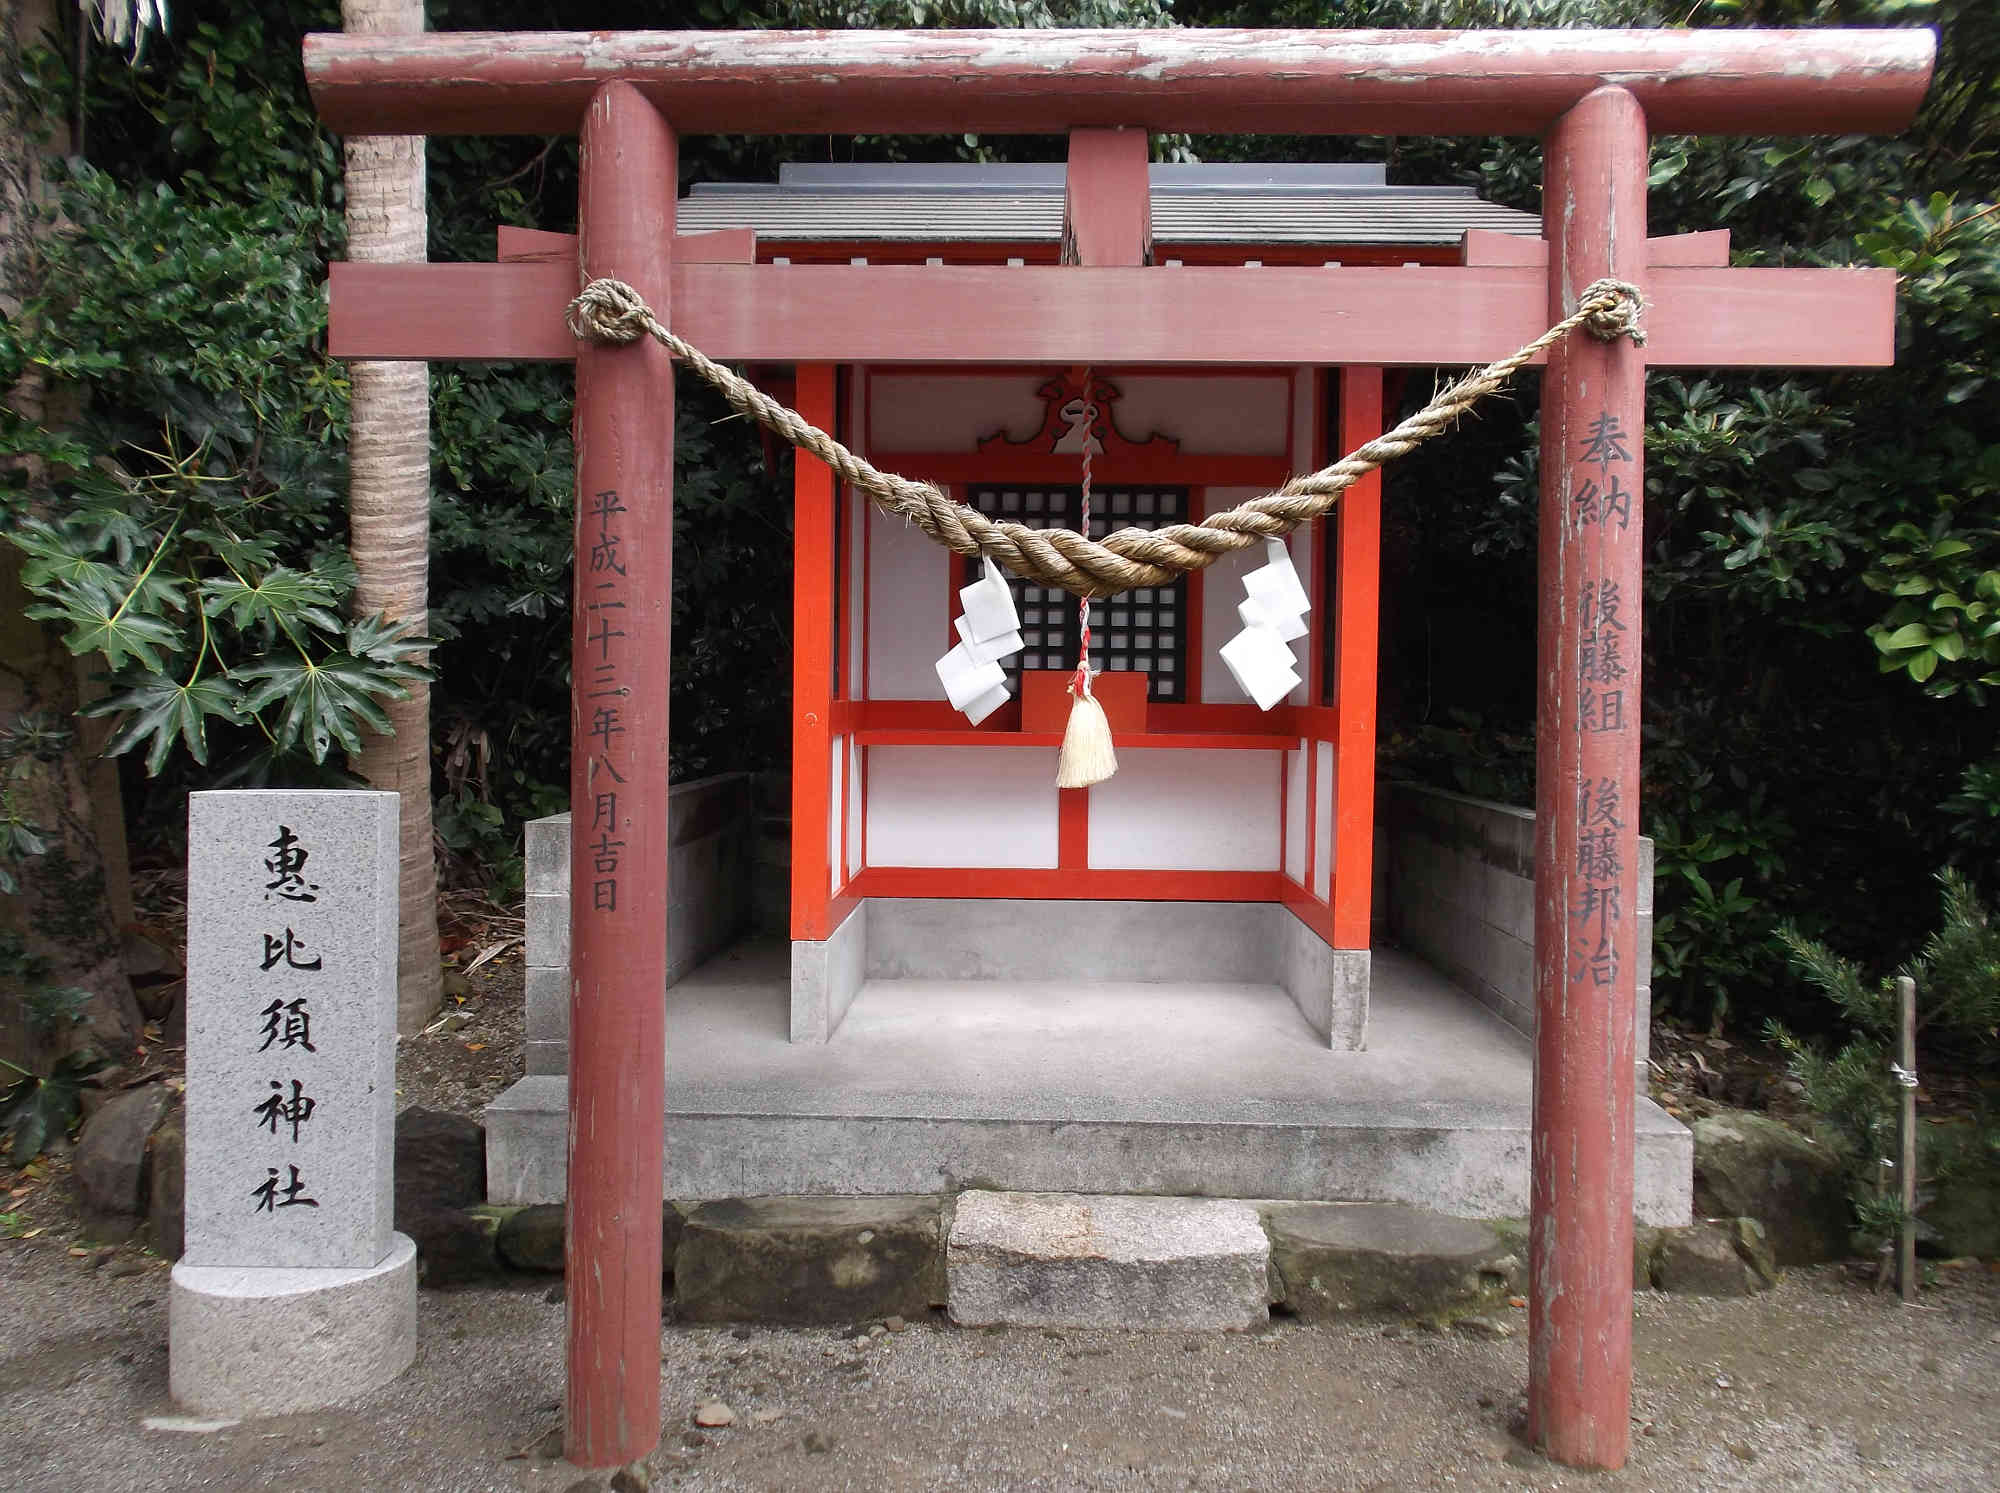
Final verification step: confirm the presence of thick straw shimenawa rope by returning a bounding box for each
[567,275,1645,601]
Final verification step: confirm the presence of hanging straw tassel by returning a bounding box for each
[1056,675,1118,788]
[1056,370,1117,789]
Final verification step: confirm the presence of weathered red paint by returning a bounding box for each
[1529,84,1646,1472]
[1064,128,1151,268]
[498,224,755,264]
[304,28,1933,139]
[328,259,1900,369]
[1460,228,1730,267]
[565,81,674,1471]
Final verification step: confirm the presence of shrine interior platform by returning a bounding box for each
[484,940,1692,1224]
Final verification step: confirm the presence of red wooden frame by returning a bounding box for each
[331,259,1899,370]
[306,28,1934,139]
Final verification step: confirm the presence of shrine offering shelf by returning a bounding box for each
[853,728,1288,751]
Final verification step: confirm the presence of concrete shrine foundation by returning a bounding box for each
[494,781,1688,1224]
[485,941,1691,1223]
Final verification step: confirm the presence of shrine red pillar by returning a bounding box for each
[566,81,676,1469]
[1530,84,1646,1472]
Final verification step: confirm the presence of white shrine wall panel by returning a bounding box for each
[871,375,1044,450]
[846,737,864,878]
[866,502,948,700]
[846,485,866,695]
[1284,740,1308,884]
[829,733,846,894]
[869,372,1289,455]
[866,746,1059,869]
[1313,739,1336,900]
[1087,749,1283,872]
[1287,368,1318,707]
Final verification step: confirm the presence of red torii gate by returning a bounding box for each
[310,26,1934,1473]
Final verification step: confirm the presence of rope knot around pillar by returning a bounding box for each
[566,277,653,345]
[1576,277,1648,346]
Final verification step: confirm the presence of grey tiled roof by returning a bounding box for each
[679,163,1538,248]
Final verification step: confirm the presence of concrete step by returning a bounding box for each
[948,1191,1269,1331]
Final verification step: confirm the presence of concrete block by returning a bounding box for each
[790,902,867,1043]
[524,813,569,895]
[1277,909,1368,1050]
[524,1040,568,1077]
[169,1233,416,1414]
[1265,1203,1521,1318]
[524,892,569,972]
[1636,835,1656,915]
[865,899,1277,985]
[676,1195,944,1323]
[484,1077,568,1206]
[523,965,567,1044]
[948,1191,1269,1331]
[1489,929,1535,1012]
[1489,867,1536,947]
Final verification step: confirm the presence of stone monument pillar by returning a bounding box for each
[170,790,417,1415]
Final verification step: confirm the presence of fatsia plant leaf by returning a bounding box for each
[198,565,342,633]
[24,575,185,672]
[346,613,435,677]
[85,672,245,775]
[239,651,412,763]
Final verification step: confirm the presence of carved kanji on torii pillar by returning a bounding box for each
[308,26,1935,1473]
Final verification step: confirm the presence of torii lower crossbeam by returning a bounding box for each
[308,25,1934,1475]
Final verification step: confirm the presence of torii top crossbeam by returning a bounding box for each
[306,26,1934,138]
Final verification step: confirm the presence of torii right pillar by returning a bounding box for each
[1531,84,1647,1469]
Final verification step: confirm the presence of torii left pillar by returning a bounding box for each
[565,82,676,1469]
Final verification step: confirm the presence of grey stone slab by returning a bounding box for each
[524,892,569,971]
[169,1233,416,1415]
[948,1191,1268,1330]
[524,813,569,895]
[676,1195,945,1323]
[523,966,567,1043]
[1265,1202,1521,1318]
[1636,836,1656,915]
[183,791,398,1271]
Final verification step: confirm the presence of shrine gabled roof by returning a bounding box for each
[677,162,1539,249]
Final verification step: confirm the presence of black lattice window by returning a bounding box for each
[964,486,1189,703]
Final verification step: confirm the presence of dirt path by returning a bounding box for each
[2,1236,1994,1493]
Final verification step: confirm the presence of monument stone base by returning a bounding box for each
[168,1232,417,1415]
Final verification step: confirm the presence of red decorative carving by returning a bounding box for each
[978,365,1178,463]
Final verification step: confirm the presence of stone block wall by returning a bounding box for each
[1382,782,1652,1079]
[522,773,757,1075]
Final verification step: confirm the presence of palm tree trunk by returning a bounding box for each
[342,0,437,1034]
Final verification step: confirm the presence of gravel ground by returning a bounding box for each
[1,1239,1994,1493]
